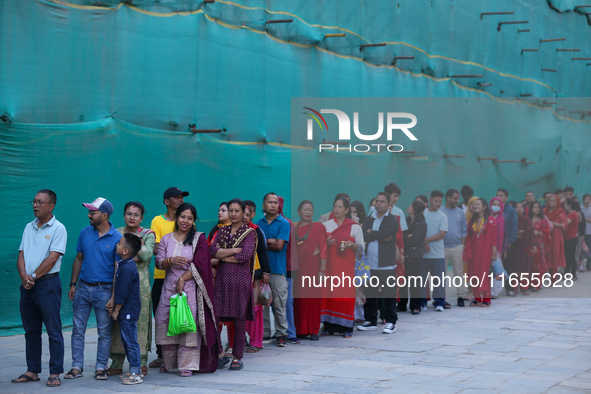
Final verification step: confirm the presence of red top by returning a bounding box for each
[564,211,579,240]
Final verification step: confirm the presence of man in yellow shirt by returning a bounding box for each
[148,187,188,369]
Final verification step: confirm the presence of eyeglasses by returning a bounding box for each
[30,200,47,207]
[125,212,142,219]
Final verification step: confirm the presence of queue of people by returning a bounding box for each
[13,184,590,386]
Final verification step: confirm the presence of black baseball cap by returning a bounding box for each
[163,187,189,201]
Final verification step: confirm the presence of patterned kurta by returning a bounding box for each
[155,233,207,347]
[210,224,256,320]
[110,227,154,357]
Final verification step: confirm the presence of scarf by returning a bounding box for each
[216,224,257,275]
[489,197,505,251]
[517,214,535,253]
[330,217,357,256]
[464,196,480,223]
[544,194,565,222]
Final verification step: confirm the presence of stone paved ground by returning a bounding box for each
[1,272,591,394]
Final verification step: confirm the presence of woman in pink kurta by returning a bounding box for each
[155,203,219,376]
[544,194,567,277]
[463,198,497,307]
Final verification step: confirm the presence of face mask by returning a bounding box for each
[491,206,501,213]
[368,206,376,216]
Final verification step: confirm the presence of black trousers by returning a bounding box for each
[564,237,578,279]
[363,269,398,324]
[20,275,64,375]
[405,257,423,311]
[152,278,164,359]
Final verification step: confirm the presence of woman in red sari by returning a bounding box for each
[463,198,497,307]
[293,200,327,341]
[321,197,364,338]
[544,195,567,279]
[506,202,536,295]
[528,201,552,291]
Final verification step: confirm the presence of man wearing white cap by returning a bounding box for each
[65,197,122,381]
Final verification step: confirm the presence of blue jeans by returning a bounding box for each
[420,258,446,307]
[20,275,64,375]
[119,319,141,374]
[71,282,113,371]
[286,276,297,339]
[585,235,591,270]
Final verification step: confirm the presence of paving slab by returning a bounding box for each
[1,274,591,394]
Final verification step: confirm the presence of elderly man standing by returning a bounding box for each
[65,197,122,381]
[12,190,67,387]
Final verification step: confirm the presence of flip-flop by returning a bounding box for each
[246,345,261,353]
[11,374,40,383]
[46,377,61,387]
[179,370,192,377]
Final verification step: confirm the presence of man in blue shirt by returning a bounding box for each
[440,189,468,307]
[65,197,122,381]
[13,190,67,387]
[256,193,291,347]
[497,189,518,295]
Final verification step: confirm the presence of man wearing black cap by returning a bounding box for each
[148,187,188,369]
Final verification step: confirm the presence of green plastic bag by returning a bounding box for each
[167,292,197,336]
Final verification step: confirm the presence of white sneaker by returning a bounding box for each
[382,323,396,334]
[435,305,444,312]
[420,306,427,311]
[357,322,377,331]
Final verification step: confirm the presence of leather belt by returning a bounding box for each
[36,272,59,283]
[80,279,113,287]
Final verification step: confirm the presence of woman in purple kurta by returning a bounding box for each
[155,203,221,376]
[210,198,256,371]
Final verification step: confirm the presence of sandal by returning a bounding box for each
[64,369,83,379]
[12,374,40,383]
[443,301,451,310]
[159,365,168,373]
[94,370,108,380]
[106,367,123,376]
[122,373,143,385]
[481,302,491,307]
[217,356,230,370]
[343,332,353,338]
[246,345,261,353]
[411,309,420,315]
[523,290,530,296]
[46,376,61,387]
[229,359,244,371]
[469,301,481,307]
[320,330,334,337]
[179,369,192,377]
[149,358,163,368]
[224,347,233,357]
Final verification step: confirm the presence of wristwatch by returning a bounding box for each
[31,273,37,280]
[69,282,77,287]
